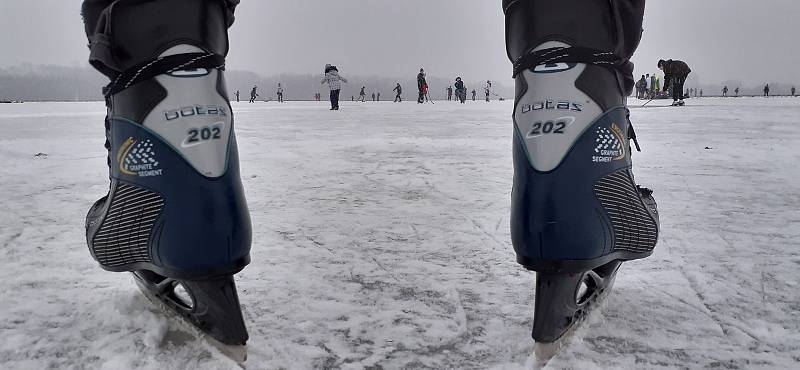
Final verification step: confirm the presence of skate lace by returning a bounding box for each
[512,47,627,78]
[104,53,225,97]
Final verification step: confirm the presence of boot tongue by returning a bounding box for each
[158,45,210,77]
[530,41,576,74]
[159,44,205,57]
[533,40,571,51]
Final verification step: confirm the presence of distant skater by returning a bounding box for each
[377,92,381,101]
[658,58,691,106]
[650,74,657,98]
[321,64,348,110]
[417,68,427,104]
[359,86,367,102]
[393,83,402,102]
[722,86,728,97]
[371,92,375,101]
[276,83,284,103]
[655,76,661,96]
[249,85,259,103]
[763,84,770,97]
[735,87,739,97]
[792,87,796,97]
[454,77,466,103]
[636,75,647,99]
[446,86,453,101]
[235,90,240,102]
[485,80,492,102]
[471,89,477,101]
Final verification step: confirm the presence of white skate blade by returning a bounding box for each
[135,277,248,365]
[528,327,577,369]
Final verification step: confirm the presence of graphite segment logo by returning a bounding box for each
[592,123,626,163]
[118,137,163,177]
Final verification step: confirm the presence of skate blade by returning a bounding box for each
[134,276,248,364]
[528,262,622,367]
[529,326,577,368]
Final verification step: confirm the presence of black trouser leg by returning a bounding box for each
[673,76,686,101]
[333,89,341,108]
[504,0,645,95]
[81,0,240,79]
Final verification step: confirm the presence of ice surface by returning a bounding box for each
[1,97,798,369]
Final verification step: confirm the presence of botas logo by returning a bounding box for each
[533,62,577,73]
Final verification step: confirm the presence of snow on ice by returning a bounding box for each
[0,97,798,369]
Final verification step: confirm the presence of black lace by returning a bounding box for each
[512,46,628,78]
[103,53,225,97]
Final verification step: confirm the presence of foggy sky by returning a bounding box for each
[1,0,799,87]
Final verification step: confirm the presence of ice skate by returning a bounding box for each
[504,0,660,352]
[83,0,251,354]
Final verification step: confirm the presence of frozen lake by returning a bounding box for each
[1,97,799,369]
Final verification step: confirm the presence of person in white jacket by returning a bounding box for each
[321,64,348,110]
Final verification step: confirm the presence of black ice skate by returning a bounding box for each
[83,0,250,355]
[504,0,660,350]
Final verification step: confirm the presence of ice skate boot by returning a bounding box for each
[83,0,250,348]
[504,0,660,345]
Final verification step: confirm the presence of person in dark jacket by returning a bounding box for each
[722,86,728,97]
[393,83,402,102]
[763,84,770,97]
[636,75,647,99]
[235,90,240,102]
[471,89,477,101]
[417,68,427,104]
[792,87,796,97]
[249,85,259,103]
[734,87,739,97]
[658,59,691,106]
[454,77,466,103]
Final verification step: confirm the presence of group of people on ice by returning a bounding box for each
[234,62,502,108]
[635,73,661,99]
[317,66,497,109]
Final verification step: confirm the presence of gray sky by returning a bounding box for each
[1,0,799,86]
